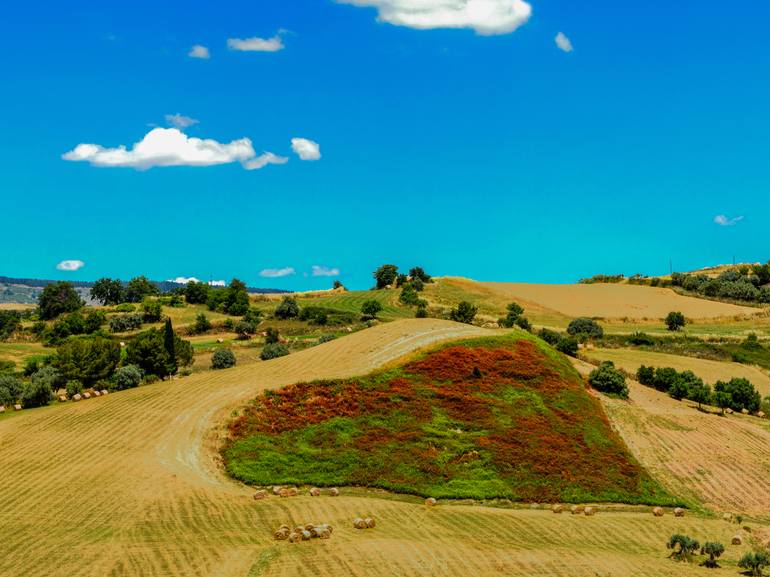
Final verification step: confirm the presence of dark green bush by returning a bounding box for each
[588,361,628,398]
[211,349,237,369]
[260,343,289,361]
[567,317,604,339]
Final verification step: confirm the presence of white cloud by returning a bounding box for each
[291,137,321,161]
[555,32,573,53]
[244,152,289,170]
[227,34,284,52]
[312,265,341,277]
[63,127,271,170]
[165,113,199,129]
[259,267,296,278]
[56,260,85,271]
[714,214,744,227]
[189,45,210,59]
[337,0,532,35]
[168,276,227,286]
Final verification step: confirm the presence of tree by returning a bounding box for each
[90,278,125,305]
[399,284,420,306]
[142,300,163,323]
[700,542,724,568]
[191,313,212,335]
[714,391,732,415]
[588,361,629,398]
[665,311,686,332]
[636,365,655,387]
[667,534,700,563]
[125,276,159,303]
[109,314,143,333]
[65,380,83,397]
[211,348,236,369]
[538,328,561,346]
[0,375,23,406]
[23,367,59,408]
[714,377,761,413]
[260,343,289,361]
[243,307,262,324]
[126,329,173,379]
[415,301,428,318]
[163,319,177,375]
[361,299,383,319]
[224,278,250,316]
[498,302,525,328]
[555,336,579,357]
[688,382,712,409]
[739,552,770,576]
[333,280,345,290]
[515,316,532,331]
[55,336,121,386]
[450,301,477,324]
[38,282,84,320]
[567,317,604,339]
[264,327,280,344]
[184,281,210,304]
[373,264,398,289]
[113,365,143,390]
[235,320,257,340]
[0,310,21,341]
[409,267,432,283]
[274,296,300,319]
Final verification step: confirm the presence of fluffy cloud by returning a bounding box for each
[312,265,341,277]
[338,0,531,35]
[56,260,85,271]
[227,34,284,52]
[167,276,225,286]
[714,214,744,227]
[259,267,296,278]
[555,32,573,53]
[62,127,286,171]
[189,45,210,59]
[165,113,199,129]
[291,137,321,161]
[244,152,289,171]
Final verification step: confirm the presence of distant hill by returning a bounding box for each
[0,275,289,305]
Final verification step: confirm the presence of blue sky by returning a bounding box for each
[1,0,768,290]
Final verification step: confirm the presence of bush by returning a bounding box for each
[588,361,628,398]
[361,299,383,319]
[38,282,84,320]
[738,552,769,576]
[399,284,420,306]
[537,328,561,346]
[65,380,83,397]
[0,375,23,406]
[274,296,300,319]
[636,365,655,387]
[113,365,143,390]
[23,367,58,408]
[515,316,532,331]
[628,332,655,346]
[498,302,524,328]
[55,336,121,386]
[260,343,289,361]
[415,303,428,318]
[243,307,263,324]
[714,377,761,413]
[318,333,337,344]
[665,311,686,331]
[234,320,257,340]
[555,336,579,357]
[264,327,280,344]
[211,348,237,369]
[449,301,477,324]
[190,313,212,335]
[142,300,163,323]
[114,303,136,313]
[109,314,143,333]
[567,318,604,339]
[126,328,190,379]
[0,310,21,340]
[373,264,398,289]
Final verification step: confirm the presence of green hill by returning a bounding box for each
[223,333,678,505]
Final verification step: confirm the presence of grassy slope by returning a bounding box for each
[294,288,414,321]
[223,333,677,505]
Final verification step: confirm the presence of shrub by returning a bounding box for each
[142,300,163,322]
[0,375,23,406]
[264,327,280,344]
[537,328,561,346]
[667,534,700,563]
[243,307,262,324]
[260,343,289,361]
[665,311,686,332]
[498,302,524,328]
[636,365,655,387]
[399,284,420,306]
[714,377,761,413]
[274,296,300,319]
[113,365,143,390]
[700,542,724,568]
[415,303,428,318]
[114,303,136,313]
[361,299,383,319]
[318,333,337,344]
[333,280,344,290]
[23,367,59,408]
[515,316,532,331]
[65,380,83,397]
[449,301,477,324]
[588,361,628,398]
[211,348,237,369]
[109,314,143,333]
[0,310,21,340]
[555,336,579,357]
[567,317,604,339]
[234,320,257,340]
[628,332,655,346]
[190,313,212,335]
[738,552,769,576]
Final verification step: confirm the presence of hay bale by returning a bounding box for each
[279,489,289,498]
[309,487,321,497]
[725,408,733,415]
[318,529,331,539]
[287,487,298,497]
[100,389,109,395]
[570,505,584,515]
[653,507,664,517]
[83,392,91,399]
[759,411,766,418]
[301,530,312,541]
[253,490,268,500]
[329,487,339,497]
[732,534,743,545]
[272,486,282,495]
[72,394,82,402]
[425,497,437,507]
[584,506,597,516]
[674,507,685,517]
[279,524,290,531]
[365,517,376,528]
[13,404,22,411]
[353,518,367,529]
[274,529,289,540]
[551,504,564,514]
[93,390,101,397]
[58,395,67,403]
[530,503,540,510]
[294,526,305,534]
[288,532,301,544]
[741,408,749,415]
[217,338,224,344]
[723,513,733,522]
[304,523,315,531]
[0,406,5,414]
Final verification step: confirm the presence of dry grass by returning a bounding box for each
[0,318,765,576]
[584,348,770,398]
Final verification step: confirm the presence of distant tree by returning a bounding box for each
[361,299,383,319]
[243,307,262,324]
[235,320,257,340]
[651,367,679,392]
[83,310,106,333]
[700,542,724,568]
[739,552,770,576]
[23,367,60,408]
[224,278,250,316]
[411,277,425,292]
[55,336,121,386]
[499,302,525,328]
[274,296,300,320]
[333,280,345,290]
[667,534,700,563]
[373,264,398,289]
[668,378,690,401]
[714,391,732,415]
[211,348,236,369]
[399,284,420,306]
[142,300,163,323]
[450,301,478,324]
[264,327,280,344]
[260,343,289,361]
[588,361,628,398]
[567,317,604,339]
[113,365,143,390]
[184,281,210,304]
[538,328,561,346]
[38,282,84,320]
[688,381,712,409]
[0,375,23,406]
[125,276,159,303]
[555,336,579,357]
[415,301,428,318]
[636,365,655,387]
[65,379,83,397]
[714,377,761,413]
[0,310,21,341]
[109,314,143,333]
[191,313,212,335]
[90,278,125,305]
[409,267,432,283]
[126,329,172,379]
[665,311,686,332]
[628,332,655,346]
[163,319,177,375]
[396,273,408,288]
[515,316,532,332]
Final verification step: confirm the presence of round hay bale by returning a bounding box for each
[272,486,282,495]
[279,489,289,498]
[329,487,340,497]
[725,408,733,415]
[723,513,733,522]
[552,504,564,514]
[652,507,664,517]
[279,524,290,531]
[287,487,298,497]
[353,518,367,529]
[288,532,301,544]
[365,517,376,528]
[0,406,5,414]
[304,523,315,531]
[253,490,268,500]
[274,529,289,540]
[319,529,331,539]
[425,497,437,507]
[72,394,82,402]
[100,389,109,395]
[674,507,685,517]
[58,395,67,403]
[120,341,126,347]
[741,408,749,415]
[570,505,584,515]
[294,526,305,535]
[732,534,743,545]
[93,390,101,397]
[301,530,312,541]
[83,392,91,399]
[309,487,321,497]
[529,503,540,510]
[13,404,22,411]
[759,411,766,418]
[217,338,224,344]
[584,506,597,516]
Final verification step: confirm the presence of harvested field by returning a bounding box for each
[584,348,770,398]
